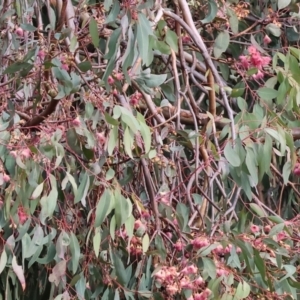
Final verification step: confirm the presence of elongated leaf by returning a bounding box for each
[214,31,230,58]
[112,251,127,286]
[70,233,80,274]
[95,189,114,227]
[74,172,90,206]
[12,256,26,291]
[30,182,44,200]
[0,250,7,274]
[89,18,99,48]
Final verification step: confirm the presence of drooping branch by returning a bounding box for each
[163,8,236,143]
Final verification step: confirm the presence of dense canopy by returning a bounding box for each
[1,0,300,299]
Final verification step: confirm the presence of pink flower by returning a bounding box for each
[10,151,17,158]
[154,269,166,284]
[166,232,172,239]
[194,289,212,300]
[294,163,300,176]
[277,231,288,241]
[21,148,31,158]
[250,52,264,68]
[15,27,24,37]
[134,219,144,230]
[216,268,229,277]
[180,277,193,289]
[248,46,257,55]
[262,56,271,66]
[263,35,272,44]
[194,276,205,286]
[213,244,225,256]
[129,95,139,106]
[182,36,191,44]
[72,117,81,127]
[141,210,150,220]
[236,247,242,254]
[96,132,106,145]
[166,284,178,295]
[181,264,197,275]
[250,224,260,234]
[18,207,28,224]
[191,237,210,249]
[174,240,183,251]
[252,70,264,80]
[239,55,250,69]
[108,76,115,85]
[38,50,46,60]
[115,73,124,81]
[61,63,69,71]
[3,173,10,182]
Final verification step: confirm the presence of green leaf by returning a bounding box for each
[108,126,118,155]
[115,194,131,229]
[155,235,167,261]
[105,1,120,24]
[20,23,36,32]
[245,147,258,186]
[112,251,127,286]
[224,142,241,167]
[253,248,267,283]
[213,31,230,59]
[77,61,92,72]
[12,255,26,290]
[30,181,44,200]
[74,172,90,206]
[200,0,218,24]
[268,223,285,237]
[165,30,178,53]
[0,250,7,274]
[235,281,251,299]
[282,161,291,185]
[249,203,267,217]
[70,233,80,274]
[144,74,167,88]
[202,257,216,279]
[266,23,281,37]
[125,215,135,239]
[228,9,239,34]
[4,62,32,75]
[142,233,150,253]
[176,203,189,232]
[123,127,134,159]
[93,227,101,258]
[137,113,152,153]
[118,106,140,133]
[278,0,291,10]
[136,14,153,65]
[40,176,58,224]
[95,189,114,227]
[89,18,100,48]
[257,87,279,100]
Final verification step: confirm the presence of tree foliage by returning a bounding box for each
[1,0,300,299]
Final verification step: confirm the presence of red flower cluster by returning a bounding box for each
[239,46,271,80]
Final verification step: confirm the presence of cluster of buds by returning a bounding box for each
[108,73,124,86]
[129,236,143,256]
[129,92,142,106]
[134,219,147,237]
[238,45,271,80]
[15,27,24,37]
[60,55,72,71]
[18,207,28,225]
[10,148,31,159]
[154,264,209,298]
